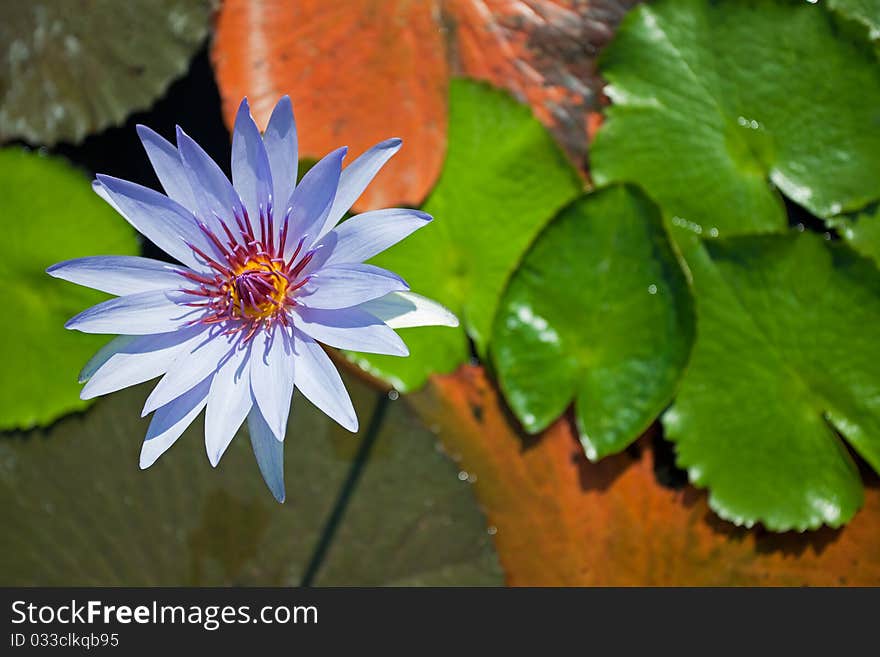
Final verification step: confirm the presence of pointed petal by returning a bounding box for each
[295,231,337,279]
[92,179,123,214]
[94,174,220,270]
[136,124,198,212]
[79,335,138,383]
[294,307,408,356]
[205,345,253,467]
[140,376,211,469]
[248,406,286,502]
[142,332,238,415]
[250,324,295,442]
[299,263,408,310]
[263,96,298,217]
[176,126,245,228]
[358,291,459,329]
[65,290,197,335]
[47,256,185,296]
[81,326,206,399]
[319,138,402,237]
[283,147,347,258]
[293,330,358,432]
[232,98,273,239]
[321,208,432,267]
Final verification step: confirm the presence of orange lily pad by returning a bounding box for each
[212,0,448,211]
[211,0,639,210]
[408,366,880,585]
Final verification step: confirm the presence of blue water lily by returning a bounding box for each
[47,97,457,502]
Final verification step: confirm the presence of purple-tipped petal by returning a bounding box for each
[94,174,221,270]
[232,98,273,240]
[142,332,238,415]
[299,263,408,310]
[263,96,298,218]
[320,208,432,267]
[319,138,402,237]
[283,146,347,257]
[81,326,207,399]
[248,405,286,502]
[292,330,357,432]
[140,376,211,469]
[176,126,245,229]
[250,324,295,442]
[65,290,197,335]
[358,291,460,329]
[294,307,409,356]
[47,256,186,296]
[136,124,198,212]
[205,344,253,467]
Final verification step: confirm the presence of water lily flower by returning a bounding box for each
[47,97,457,502]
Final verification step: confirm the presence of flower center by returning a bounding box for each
[227,257,289,321]
[178,204,317,342]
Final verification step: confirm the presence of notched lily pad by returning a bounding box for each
[665,232,880,531]
[492,185,694,460]
[0,0,215,145]
[591,0,880,236]
[0,148,138,430]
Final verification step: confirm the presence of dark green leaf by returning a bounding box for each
[591,0,880,236]
[664,232,880,531]
[0,0,215,145]
[492,185,694,459]
[0,148,138,430]
[0,375,500,585]
[829,206,880,265]
[829,0,880,39]
[348,79,583,392]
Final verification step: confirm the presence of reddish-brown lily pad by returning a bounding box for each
[408,366,880,585]
[211,0,639,209]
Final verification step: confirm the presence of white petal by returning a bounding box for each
[136,124,199,212]
[176,126,245,229]
[79,335,138,383]
[263,96,298,220]
[319,138,402,237]
[283,147,346,258]
[231,98,273,239]
[47,256,185,296]
[248,406,286,502]
[298,263,408,310]
[320,208,432,267]
[94,175,220,270]
[358,291,460,329]
[82,327,207,399]
[294,306,409,356]
[140,376,211,469]
[65,290,198,335]
[250,324,295,442]
[292,330,358,432]
[205,345,253,467]
[142,331,238,415]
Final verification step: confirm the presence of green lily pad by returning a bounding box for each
[0,0,215,145]
[491,185,694,460]
[829,205,880,266]
[664,232,880,531]
[829,0,880,39]
[349,79,583,392]
[0,374,500,585]
[0,148,138,430]
[591,0,880,236]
